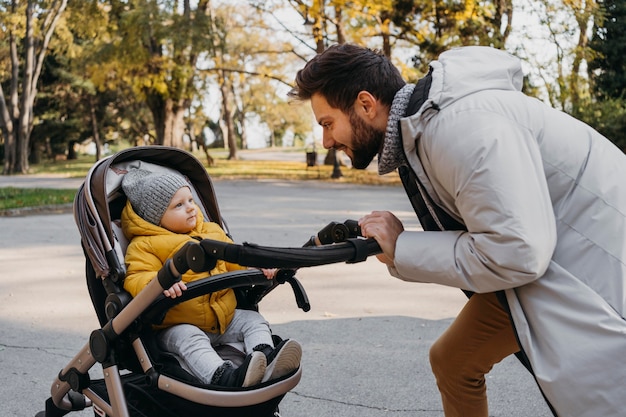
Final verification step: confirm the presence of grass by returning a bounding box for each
[204,159,399,185]
[29,157,96,177]
[0,187,76,211]
[1,149,401,212]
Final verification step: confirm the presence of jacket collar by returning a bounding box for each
[378,68,435,175]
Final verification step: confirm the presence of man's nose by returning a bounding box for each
[322,132,335,149]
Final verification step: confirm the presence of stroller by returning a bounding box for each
[37,146,381,417]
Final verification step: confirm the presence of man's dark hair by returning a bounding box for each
[289,43,406,112]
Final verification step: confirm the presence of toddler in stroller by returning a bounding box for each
[36,147,306,417]
[119,166,302,388]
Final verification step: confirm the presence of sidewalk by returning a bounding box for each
[0,177,551,417]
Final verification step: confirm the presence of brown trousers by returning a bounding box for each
[429,292,520,416]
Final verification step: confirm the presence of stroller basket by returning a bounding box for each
[37,146,381,417]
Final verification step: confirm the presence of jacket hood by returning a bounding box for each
[429,46,524,110]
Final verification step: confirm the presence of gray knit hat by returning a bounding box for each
[121,168,190,225]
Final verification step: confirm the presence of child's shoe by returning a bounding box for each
[255,339,302,382]
[211,351,266,387]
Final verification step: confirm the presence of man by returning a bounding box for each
[289,44,626,417]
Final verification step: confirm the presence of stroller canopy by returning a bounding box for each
[74,146,223,281]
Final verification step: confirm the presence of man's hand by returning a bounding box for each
[358,211,404,266]
[164,281,187,298]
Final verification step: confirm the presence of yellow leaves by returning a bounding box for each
[353,0,394,16]
[150,78,170,95]
[0,5,28,39]
[86,62,121,92]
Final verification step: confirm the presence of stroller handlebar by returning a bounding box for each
[303,219,362,247]
[182,219,380,270]
[143,269,274,324]
[194,237,381,269]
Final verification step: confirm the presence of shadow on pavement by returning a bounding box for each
[10,315,551,417]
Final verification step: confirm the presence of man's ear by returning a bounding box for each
[355,91,378,120]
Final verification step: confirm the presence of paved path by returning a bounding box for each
[0,176,551,417]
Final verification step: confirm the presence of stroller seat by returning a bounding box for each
[37,147,303,417]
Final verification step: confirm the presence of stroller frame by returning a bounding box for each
[38,147,304,417]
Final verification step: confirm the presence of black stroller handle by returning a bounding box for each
[143,269,274,325]
[303,219,362,247]
[193,218,379,269]
[195,237,382,269]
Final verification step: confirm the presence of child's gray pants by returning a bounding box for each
[157,308,273,384]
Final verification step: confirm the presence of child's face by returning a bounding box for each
[160,187,197,234]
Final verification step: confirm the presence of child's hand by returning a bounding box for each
[261,268,278,279]
[164,281,187,298]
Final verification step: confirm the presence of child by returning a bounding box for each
[120,167,302,388]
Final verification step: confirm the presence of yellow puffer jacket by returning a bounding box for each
[121,200,244,333]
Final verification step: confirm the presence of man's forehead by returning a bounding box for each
[311,93,340,121]
[311,92,329,107]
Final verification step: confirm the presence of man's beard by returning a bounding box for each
[348,110,386,170]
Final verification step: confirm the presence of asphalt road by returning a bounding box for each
[0,175,551,417]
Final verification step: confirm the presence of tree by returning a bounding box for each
[32,0,107,162]
[285,0,345,176]
[0,0,68,174]
[386,0,514,72]
[205,3,239,159]
[585,0,626,150]
[87,0,215,148]
[589,0,626,99]
[510,0,599,114]
[199,1,313,158]
[32,54,90,161]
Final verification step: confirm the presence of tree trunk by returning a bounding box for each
[89,97,102,161]
[569,1,594,116]
[45,137,53,160]
[494,0,513,47]
[379,11,392,57]
[16,0,35,174]
[163,100,175,147]
[236,109,248,150]
[170,104,186,149]
[67,140,77,159]
[147,93,166,145]
[1,0,67,174]
[335,6,345,44]
[0,89,16,175]
[197,134,214,166]
[148,95,186,148]
[317,7,342,178]
[220,76,237,160]
[1,2,19,175]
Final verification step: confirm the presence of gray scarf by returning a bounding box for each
[378,83,416,175]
